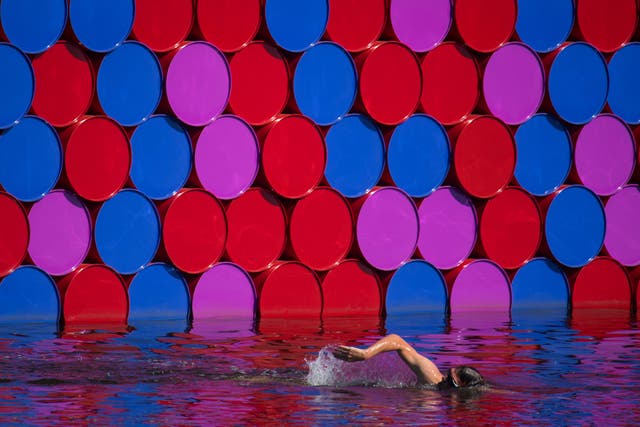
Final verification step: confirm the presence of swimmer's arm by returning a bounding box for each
[332,334,444,384]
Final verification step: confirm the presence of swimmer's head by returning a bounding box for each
[440,366,485,390]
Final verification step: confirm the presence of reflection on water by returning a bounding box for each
[0,310,639,425]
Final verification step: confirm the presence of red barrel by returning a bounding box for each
[161,189,227,274]
[321,259,382,317]
[357,41,422,125]
[57,264,128,324]
[229,41,289,126]
[451,116,516,199]
[30,41,94,127]
[575,0,637,53]
[62,116,131,202]
[131,0,193,52]
[571,257,632,310]
[259,115,326,199]
[420,42,480,125]
[478,187,542,269]
[195,0,261,52]
[454,0,516,53]
[225,187,287,273]
[254,261,322,318]
[0,192,28,277]
[289,187,353,271]
[325,0,386,52]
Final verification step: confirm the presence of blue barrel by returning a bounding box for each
[95,189,161,274]
[128,263,190,322]
[0,116,61,202]
[545,185,605,268]
[0,266,60,324]
[265,0,328,52]
[324,114,385,198]
[0,43,34,130]
[97,41,162,126]
[608,43,640,124]
[387,114,450,197]
[511,257,569,311]
[293,42,357,126]
[515,0,574,53]
[130,115,192,200]
[548,42,608,125]
[0,0,67,54]
[69,0,134,52]
[514,113,572,196]
[386,260,447,316]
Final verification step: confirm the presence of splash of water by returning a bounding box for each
[305,346,418,388]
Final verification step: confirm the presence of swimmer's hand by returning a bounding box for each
[332,345,367,362]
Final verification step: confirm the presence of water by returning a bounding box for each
[0,310,639,426]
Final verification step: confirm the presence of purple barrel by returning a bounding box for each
[194,115,259,200]
[165,41,230,126]
[355,187,418,271]
[447,259,511,312]
[192,262,256,319]
[389,0,452,52]
[483,42,545,125]
[27,190,91,276]
[574,114,636,196]
[417,186,478,270]
[604,185,640,266]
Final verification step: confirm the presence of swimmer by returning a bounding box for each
[332,334,485,390]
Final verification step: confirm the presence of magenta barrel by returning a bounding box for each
[30,41,94,128]
[161,189,227,275]
[289,187,354,271]
[128,263,190,322]
[130,0,193,52]
[57,264,128,324]
[357,42,422,125]
[604,185,640,267]
[229,42,289,126]
[355,187,419,271]
[192,262,256,320]
[63,116,131,202]
[321,259,381,318]
[515,0,574,53]
[0,116,62,202]
[97,41,162,126]
[385,260,447,316]
[483,42,545,125]
[225,188,286,273]
[446,259,511,312]
[575,0,637,53]
[195,0,261,53]
[265,0,328,52]
[254,261,322,318]
[571,257,632,310]
[0,192,29,277]
[194,115,259,200]
[451,115,516,199]
[69,0,133,52]
[260,115,326,199]
[27,190,91,276]
[0,0,67,54]
[325,0,385,52]
[478,187,542,270]
[0,266,60,324]
[608,43,640,125]
[511,257,569,312]
[574,114,636,196]
[417,186,477,270]
[454,0,516,53]
[165,41,230,127]
[0,42,33,130]
[420,42,480,126]
[129,115,192,200]
[389,0,451,52]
